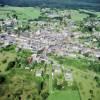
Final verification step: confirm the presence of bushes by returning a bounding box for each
[94,76,100,87]
[2,45,16,51]
[2,59,7,64]
[6,61,16,71]
[0,74,6,84]
[88,61,100,73]
[41,89,49,100]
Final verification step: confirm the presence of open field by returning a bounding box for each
[0,48,49,100]
[48,89,80,100]
[0,51,16,72]
[70,10,89,21]
[73,68,100,100]
[0,68,43,100]
[52,55,89,69]
[0,6,40,20]
[71,9,100,21]
[51,55,100,100]
[0,6,100,22]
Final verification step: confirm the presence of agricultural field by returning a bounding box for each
[48,89,80,100]
[73,68,100,100]
[0,68,43,100]
[0,49,16,72]
[0,6,40,20]
[71,9,100,21]
[0,6,100,22]
[70,10,89,21]
[51,55,100,100]
[0,47,49,100]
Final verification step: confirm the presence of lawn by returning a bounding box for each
[0,6,40,20]
[48,89,80,100]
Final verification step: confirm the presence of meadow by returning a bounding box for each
[0,6,40,20]
[0,50,16,72]
[70,9,100,21]
[51,55,100,100]
[48,89,80,100]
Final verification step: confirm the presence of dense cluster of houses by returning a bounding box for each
[0,19,100,60]
[0,8,100,89]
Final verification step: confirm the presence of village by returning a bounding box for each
[0,8,100,61]
[0,7,100,100]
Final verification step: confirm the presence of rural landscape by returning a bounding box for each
[0,0,100,100]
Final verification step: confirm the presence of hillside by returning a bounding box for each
[0,0,100,10]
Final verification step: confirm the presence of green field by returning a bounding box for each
[51,55,100,100]
[70,10,88,21]
[52,55,89,69]
[69,9,100,21]
[0,68,42,100]
[0,6,100,22]
[0,49,43,100]
[48,89,80,100]
[0,51,16,72]
[0,6,40,20]
[73,68,100,100]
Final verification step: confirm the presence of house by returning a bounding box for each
[35,69,43,77]
[53,65,62,75]
[0,33,16,47]
[64,68,73,86]
[94,50,100,60]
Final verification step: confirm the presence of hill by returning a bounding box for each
[0,0,100,11]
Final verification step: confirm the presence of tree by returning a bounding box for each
[41,89,49,100]
[12,14,18,19]
[0,74,6,84]
[0,25,2,33]
[80,16,97,33]
[6,61,16,71]
[2,59,7,64]
[90,89,93,94]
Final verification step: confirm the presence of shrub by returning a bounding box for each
[6,61,16,71]
[0,74,6,84]
[2,59,7,64]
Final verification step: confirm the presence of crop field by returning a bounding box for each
[0,68,42,100]
[71,9,100,21]
[51,55,100,100]
[0,51,16,72]
[0,6,40,20]
[73,68,100,100]
[48,89,80,100]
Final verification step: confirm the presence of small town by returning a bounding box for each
[0,1,100,100]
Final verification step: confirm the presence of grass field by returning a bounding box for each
[0,48,43,99]
[0,6,100,22]
[70,9,100,21]
[0,6,40,20]
[48,89,80,100]
[0,68,42,100]
[51,55,100,100]
[52,55,89,69]
[73,68,100,100]
[70,10,88,21]
[0,51,16,72]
